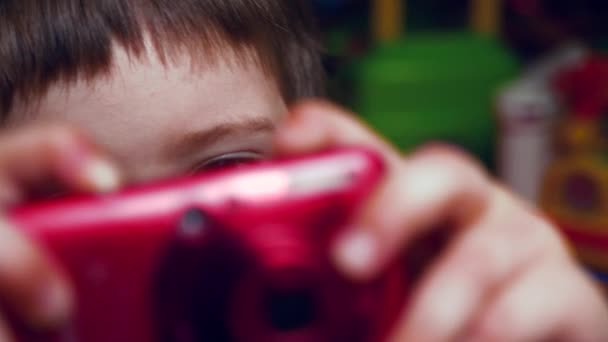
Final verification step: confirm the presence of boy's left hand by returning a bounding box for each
[275,100,608,341]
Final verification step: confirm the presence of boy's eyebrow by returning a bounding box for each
[165,117,276,158]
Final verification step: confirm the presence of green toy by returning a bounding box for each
[349,0,518,167]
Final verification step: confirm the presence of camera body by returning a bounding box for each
[9,148,407,342]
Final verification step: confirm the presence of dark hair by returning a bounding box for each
[0,0,324,121]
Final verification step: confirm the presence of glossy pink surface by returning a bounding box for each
[9,148,407,342]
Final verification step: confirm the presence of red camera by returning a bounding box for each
[9,148,408,342]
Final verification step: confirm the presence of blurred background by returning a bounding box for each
[310,0,608,292]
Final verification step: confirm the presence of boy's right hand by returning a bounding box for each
[0,124,121,341]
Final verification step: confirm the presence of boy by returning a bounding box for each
[0,0,607,341]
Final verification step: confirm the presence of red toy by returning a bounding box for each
[8,148,408,342]
[541,55,608,290]
[556,56,608,121]
[550,55,608,151]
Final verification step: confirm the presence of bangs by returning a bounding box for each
[0,0,323,120]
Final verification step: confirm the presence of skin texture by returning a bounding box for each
[8,43,286,183]
[0,42,607,341]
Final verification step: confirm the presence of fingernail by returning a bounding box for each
[404,165,448,209]
[35,278,73,328]
[82,158,121,193]
[333,229,380,279]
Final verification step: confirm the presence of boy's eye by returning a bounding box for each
[195,152,263,172]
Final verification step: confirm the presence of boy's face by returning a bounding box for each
[9,43,288,183]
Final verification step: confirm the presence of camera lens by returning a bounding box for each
[263,286,317,332]
[179,208,208,239]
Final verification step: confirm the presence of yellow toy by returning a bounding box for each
[541,55,608,276]
[372,0,403,42]
[371,0,501,43]
[471,0,501,36]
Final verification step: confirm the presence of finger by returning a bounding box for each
[387,189,566,342]
[333,146,492,280]
[467,258,608,342]
[275,101,491,280]
[274,100,402,166]
[0,218,72,329]
[0,123,121,198]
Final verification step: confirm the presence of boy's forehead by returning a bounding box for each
[13,44,287,179]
